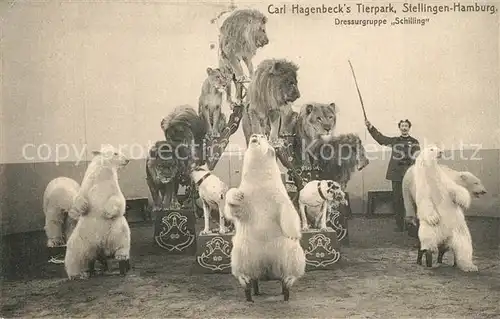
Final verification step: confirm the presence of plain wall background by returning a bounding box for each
[1,0,499,234]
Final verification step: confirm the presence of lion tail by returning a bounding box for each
[160,105,207,147]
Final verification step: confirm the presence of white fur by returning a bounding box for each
[190,163,229,234]
[225,134,306,291]
[298,180,346,231]
[413,145,477,272]
[403,164,487,221]
[64,145,131,279]
[43,177,80,247]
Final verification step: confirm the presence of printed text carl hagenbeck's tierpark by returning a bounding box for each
[267,2,498,27]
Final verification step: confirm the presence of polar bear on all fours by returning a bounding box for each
[225,134,306,303]
[413,144,478,272]
[64,145,131,279]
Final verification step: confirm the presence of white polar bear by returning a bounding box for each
[225,134,306,302]
[403,164,487,221]
[64,145,131,279]
[403,163,487,265]
[43,177,80,248]
[413,144,477,272]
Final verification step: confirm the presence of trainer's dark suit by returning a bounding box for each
[368,126,420,230]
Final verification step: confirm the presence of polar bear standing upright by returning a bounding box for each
[225,134,306,302]
[413,144,477,272]
[64,145,131,279]
[43,177,80,248]
[403,164,487,221]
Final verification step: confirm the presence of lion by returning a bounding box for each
[150,105,208,210]
[292,102,369,189]
[198,67,231,138]
[294,102,337,171]
[242,59,301,146]
[219,9,269,84]
[146,141,182,212]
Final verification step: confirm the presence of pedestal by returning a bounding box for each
[301,228,341,271]
[192,232,234,274]
[326,200,350,246]
[153,208,197,255]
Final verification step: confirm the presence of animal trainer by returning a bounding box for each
[365,119,420,232]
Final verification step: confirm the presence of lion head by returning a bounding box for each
[247,59,300,111]
[206,67,232,93]
[219,9,269,57]
[146,141,178,184]
[297,102,337,143]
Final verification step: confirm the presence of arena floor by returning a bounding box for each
[1,217,499,318]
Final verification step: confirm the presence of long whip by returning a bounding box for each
[348,60,367,121]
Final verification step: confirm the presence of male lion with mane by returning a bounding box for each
[242,59,301,146]
[219,9,269,84]
[294,102,337,171]
[293,102,369,188]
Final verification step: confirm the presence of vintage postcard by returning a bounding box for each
[1,0,499,318]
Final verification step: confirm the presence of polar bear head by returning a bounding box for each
[416,144,443,166]
[91,144,129,169]
[457,171,487,198]
[241,134,280,180]
[246,134,275,159]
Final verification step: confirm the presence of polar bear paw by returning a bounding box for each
[68,272,90,281]
[458,262,478,272]
[227,188,244,206]
[103,196,125,219]
[450,186,471,210]
[69,195,88,218]
[422,213,440,226]
[47,237,65,247]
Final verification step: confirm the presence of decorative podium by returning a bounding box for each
[153,208,197,255]
[326,193,350,246]
[301,228,341,271]
[192,232,234,274]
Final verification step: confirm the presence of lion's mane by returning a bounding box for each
[160,105,207,169]
[318,134,367,187]
[247,59,299,112]
[294,103,368,187]
[242,59,299,143]
[219,9,268,58]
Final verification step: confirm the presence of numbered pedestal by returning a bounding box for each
[326,199,350,246]
[153,208,197,255]
[301,228,341,271]
[192,232,234,274]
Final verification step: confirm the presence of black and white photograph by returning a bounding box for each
[1,0,499,317]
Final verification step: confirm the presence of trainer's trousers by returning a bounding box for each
[391,181,405,230]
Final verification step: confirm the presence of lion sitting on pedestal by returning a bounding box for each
[219,9,269,84]
[241,59,301,146]
[293,102,369,189]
